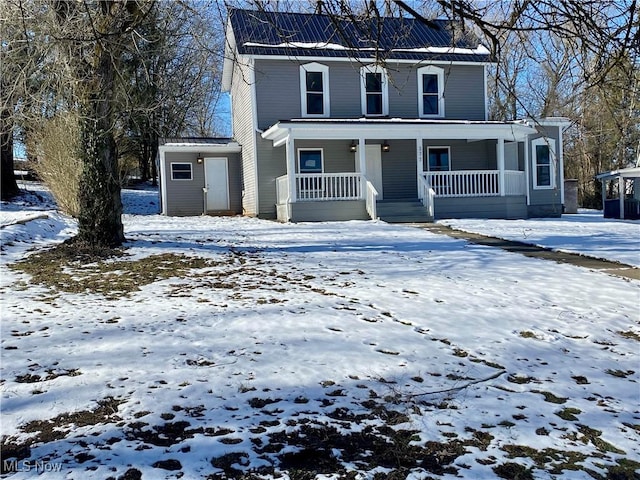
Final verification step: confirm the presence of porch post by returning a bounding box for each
[619,176,625,219]
[358,137,366,175]
[286,132,296,203]
[497,137,505,196]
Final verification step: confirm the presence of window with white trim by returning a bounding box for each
[300,63,330,117]
[418,66,445,118]
[298,149,323,174]
[425,147,450,171]
[360,65,388,116]
[171,162,193,180]
[532,137,556,189]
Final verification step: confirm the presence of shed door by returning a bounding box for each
[366,145,383,200]
[205,158,229,211]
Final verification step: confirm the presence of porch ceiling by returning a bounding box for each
[261,118,536,145]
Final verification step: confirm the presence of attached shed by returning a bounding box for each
[596,166,640,220]
[158,138,243,216]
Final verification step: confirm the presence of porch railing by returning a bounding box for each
[295,173,362,201]
[504,170,527,196]
[418,175,435,220]
[423,170,525,197]
[365,181,378,219]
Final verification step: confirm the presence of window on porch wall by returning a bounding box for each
[532,137,556,189]
[425,147,450,171]
[425,147,451,196]
[297,149,323,200]
[298,149,323,173]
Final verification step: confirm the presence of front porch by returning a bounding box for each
[275,169,528,222]
[263,119,537,222]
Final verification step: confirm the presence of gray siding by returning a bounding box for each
[422,139,495,170]
[163,152,242,217]
[435,196,528,220]
[164,153,204,216]
[505,141,519,170]
[254,59,487,129]
[256,134,286,218]
[231,56,258,215]
[295,140,357,173]
[527,124,562,216]
[443,65,486,120]
[378,139,418,199]
[289,200,368,222]
[226,153,243,214]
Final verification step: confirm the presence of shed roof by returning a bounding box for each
[159,137,233,146]
[228,8,492,63]
[596,166,640,180]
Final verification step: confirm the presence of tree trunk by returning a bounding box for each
[1,108,20,200]
[75,45,125,248]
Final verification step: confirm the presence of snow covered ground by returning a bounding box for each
[1,184,639,479]
[441,213,640,268]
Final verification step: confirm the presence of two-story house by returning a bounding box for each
[158,8,568,222]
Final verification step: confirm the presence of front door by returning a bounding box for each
[365,145,383,200]
[205,157,229,211]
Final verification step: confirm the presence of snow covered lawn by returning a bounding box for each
[1,185,639,479]
[441,212,640,268]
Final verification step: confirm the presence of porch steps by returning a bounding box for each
[376,199,432,223]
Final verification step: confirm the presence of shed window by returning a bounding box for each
[532,137,556,189]
[171,162,193,180]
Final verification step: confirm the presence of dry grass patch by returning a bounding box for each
[11,243,218,297]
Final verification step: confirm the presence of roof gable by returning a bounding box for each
[228,8,492,63]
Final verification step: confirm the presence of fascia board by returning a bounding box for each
[265,122,535,142]
[158,144,242,154]
[245,53,494,67]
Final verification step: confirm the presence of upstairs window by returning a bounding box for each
[532,137,556,189]
[425,147,450,171]
[418,66,445,118]
[300,63,330,117]
[360,65,388,116]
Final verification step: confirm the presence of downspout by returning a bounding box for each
[159,146,168,215]
[285,131,296,205]
[524,138,530,207]
[558,124,568,210]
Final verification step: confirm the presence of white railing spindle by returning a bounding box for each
[294,173,363,201]
[423,170,525,197]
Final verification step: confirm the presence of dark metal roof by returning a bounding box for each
[229,8,492,63]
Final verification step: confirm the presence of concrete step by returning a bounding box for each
[376,200,432,223]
